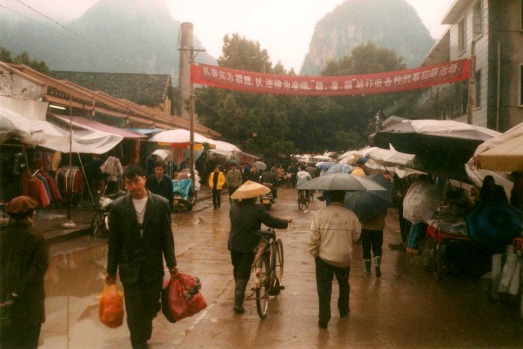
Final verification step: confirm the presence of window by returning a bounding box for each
[475,70,481,108]
[458,19,466,52]
[473,1,483,38]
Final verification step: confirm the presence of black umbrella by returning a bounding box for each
[372,120,500,181]
[465,201,523,253]
[344,174,393,220]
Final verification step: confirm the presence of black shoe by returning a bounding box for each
[233,306,245,314]
[318,320,328,329]
[375,267,382,278]
[340,308,350,318]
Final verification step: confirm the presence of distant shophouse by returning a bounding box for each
[420,0,523,132]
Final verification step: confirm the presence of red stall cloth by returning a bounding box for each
[21,169,50,208]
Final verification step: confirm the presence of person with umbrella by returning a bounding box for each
[344,174,393,277]
[296,165,312,201]
[308,190,362,329]
[228,181,292,314]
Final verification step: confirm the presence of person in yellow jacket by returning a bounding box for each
[208,165,226,209]
[351,159,367,177]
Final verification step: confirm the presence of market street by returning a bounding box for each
[40,187,523,349]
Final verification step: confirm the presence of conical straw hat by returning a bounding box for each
[231,180,270,199]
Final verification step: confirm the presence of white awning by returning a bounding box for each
[148,128,214,144]
[0,104,123,154]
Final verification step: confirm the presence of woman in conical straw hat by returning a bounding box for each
[228,180,292,314]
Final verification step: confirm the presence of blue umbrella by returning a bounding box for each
[465,201,523,253]
[325,164,354,175]
[344,174,394,221]
[316,162,338,170]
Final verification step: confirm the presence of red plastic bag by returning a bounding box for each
[99,284,124,328]
[167,270,207,321]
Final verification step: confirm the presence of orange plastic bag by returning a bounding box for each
[99,284,124,328]
[168,270,207,321]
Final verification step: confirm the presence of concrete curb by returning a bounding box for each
[41,187,215,244]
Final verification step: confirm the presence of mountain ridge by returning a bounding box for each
[300,0,434,75]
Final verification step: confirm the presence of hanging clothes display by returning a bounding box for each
[55,166,85,205]
[100,156,123,194]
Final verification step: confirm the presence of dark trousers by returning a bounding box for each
[212,188,221,208]
[361,229,384,260]
[231,251,255,281]
[1,322,41,349]
[122,276,162,348]
[315,257,350,325]
[228,186,239,202]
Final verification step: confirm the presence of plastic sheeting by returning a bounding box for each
[0,105,124,154]
[403,180,441,224]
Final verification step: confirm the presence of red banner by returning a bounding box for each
[191,59,470,96]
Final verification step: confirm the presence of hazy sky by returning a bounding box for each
[1,0,456,71]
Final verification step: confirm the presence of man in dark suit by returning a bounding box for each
[146,160,174,211]
[105,165,176,349]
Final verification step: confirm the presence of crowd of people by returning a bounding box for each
[2,153,522,347]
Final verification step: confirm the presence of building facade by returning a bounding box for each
[423,0,523,132]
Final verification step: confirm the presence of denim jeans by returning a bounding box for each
[407,223,427,249]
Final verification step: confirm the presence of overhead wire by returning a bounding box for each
[5,0,258,137]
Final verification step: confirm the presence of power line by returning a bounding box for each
[4,1,254,139]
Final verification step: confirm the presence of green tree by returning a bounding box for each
[320,42,414,146]
[197,40,412,156]
[198,34,295,160]
[13,51,50,74]
[0,46,50,74]
[0,46,13,63]
[218,33,272,72]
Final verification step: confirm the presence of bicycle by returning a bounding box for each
[90,190,126,237]
[298,189,309,210]
[245,228,284,319]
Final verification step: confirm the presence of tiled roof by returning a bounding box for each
[51,71,172,105]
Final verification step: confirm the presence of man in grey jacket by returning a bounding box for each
[308,190,361,329]
[225,163,242,203]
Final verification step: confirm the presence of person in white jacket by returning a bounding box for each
[308,190,361,329]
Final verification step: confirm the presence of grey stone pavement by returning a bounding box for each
[28,186,523,348]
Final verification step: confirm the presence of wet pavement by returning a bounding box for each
[37,187,523,349]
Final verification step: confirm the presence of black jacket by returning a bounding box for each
[0,220,49,325]
[107,191,176,284]
[228,200,288,253]
[146,174,174,205]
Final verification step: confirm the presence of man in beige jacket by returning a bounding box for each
[308,190,361,329]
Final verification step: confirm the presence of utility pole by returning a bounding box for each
[178,22,205,189]
[467,41,476,125]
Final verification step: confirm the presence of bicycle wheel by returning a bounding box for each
[90,211,104,237]
[255,253,271,319]
[271,239,284,281]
